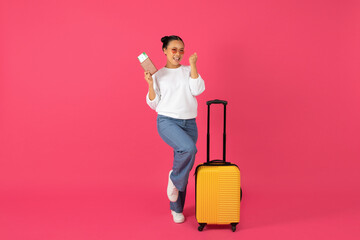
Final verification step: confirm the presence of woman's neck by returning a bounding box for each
[165,62,181,69]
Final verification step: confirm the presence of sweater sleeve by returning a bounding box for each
[146,78,161,110]
[189,73,205,96]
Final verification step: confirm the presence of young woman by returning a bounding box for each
[144,35,205,223]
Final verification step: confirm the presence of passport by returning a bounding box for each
[138,52,157,75]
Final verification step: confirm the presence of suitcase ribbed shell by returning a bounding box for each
[196,165,240,224]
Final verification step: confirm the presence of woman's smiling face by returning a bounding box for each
[163,40,185,68]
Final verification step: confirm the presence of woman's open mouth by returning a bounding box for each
[173,56,181,63]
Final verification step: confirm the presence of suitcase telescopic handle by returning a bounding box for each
[206,99,228,163]
[206,99,228,105]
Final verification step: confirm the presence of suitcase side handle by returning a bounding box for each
[204,159,232,165]
[207,99,227,163]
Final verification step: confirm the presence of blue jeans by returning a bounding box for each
[157,114,198,213]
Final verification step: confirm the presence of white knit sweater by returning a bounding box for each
[146,65,205,119]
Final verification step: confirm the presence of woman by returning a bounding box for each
[144,35,205,223]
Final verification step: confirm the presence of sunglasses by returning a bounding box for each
[171,48,185,55]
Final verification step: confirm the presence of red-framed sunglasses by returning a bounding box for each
[171,48,185,54]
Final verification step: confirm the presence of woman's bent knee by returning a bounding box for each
[177,145,197,155]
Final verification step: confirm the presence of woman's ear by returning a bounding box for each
[163,48,167,55]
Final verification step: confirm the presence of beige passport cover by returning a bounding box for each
[141,58,157,75]
[138,52,157,75]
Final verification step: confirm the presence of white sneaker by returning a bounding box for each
[167,170,179,202]
[171,210,185,223]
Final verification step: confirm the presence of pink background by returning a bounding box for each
[1,0,359,239]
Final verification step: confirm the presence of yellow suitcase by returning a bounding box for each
[195,100,242,232]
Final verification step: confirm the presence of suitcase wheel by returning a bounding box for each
[198,223,206,231]
[231,223,238,232]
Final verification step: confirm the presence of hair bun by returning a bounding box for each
[161,36,169,43]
